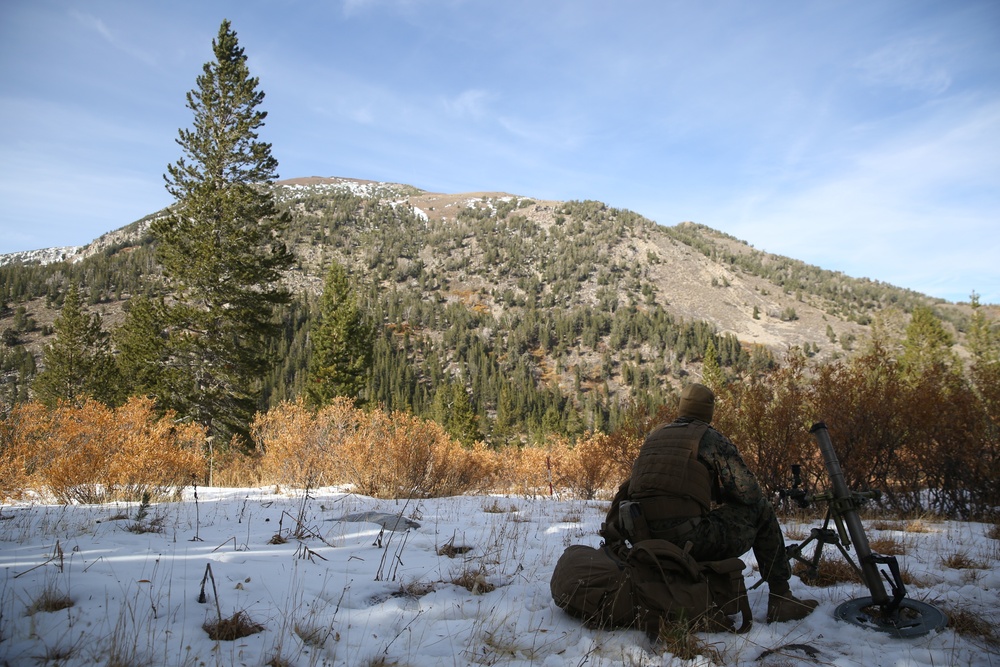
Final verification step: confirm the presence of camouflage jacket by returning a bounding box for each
[677,417,763,507]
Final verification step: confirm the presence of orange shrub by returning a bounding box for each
[252,398,357,487]
[561,431,617,499]
[0,402,53,501]
[491,438,572,497]
[251,400,499,498]
[209,440,263,488]
[1,397,205,503]
[338,408,496,498]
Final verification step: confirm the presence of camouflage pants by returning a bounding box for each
[652,498,791,589]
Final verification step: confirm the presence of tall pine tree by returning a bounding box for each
[306,261,374,407]
[147,19,293,440]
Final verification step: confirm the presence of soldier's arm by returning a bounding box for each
[701,430,763,506]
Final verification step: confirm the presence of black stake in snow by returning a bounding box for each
[190,478,204,542]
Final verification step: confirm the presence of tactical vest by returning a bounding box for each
[627,421,712,521]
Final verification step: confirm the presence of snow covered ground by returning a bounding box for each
[0,487,996,666]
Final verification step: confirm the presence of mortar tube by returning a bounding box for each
[810,422,889,606]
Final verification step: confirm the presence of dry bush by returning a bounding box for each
[560,431,616,500]
[101,399,205,498]
[717,355,813,495]
[419,438,497,498]
[253,400,497,497]
[604,400,669,482]
[494,435,627,498]
[210,441,263,487]
[253,398,357,487]
[339,408,495,497]
[1,401,57,501]
[490,429,636,499]
[3,398,205,503]
[492,443,555,495]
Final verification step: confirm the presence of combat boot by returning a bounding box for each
[766,590,818,623]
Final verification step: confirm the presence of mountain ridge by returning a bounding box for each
[0,176,983,357]
[0,176,990,428]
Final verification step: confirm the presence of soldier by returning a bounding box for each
[610,383,818,623]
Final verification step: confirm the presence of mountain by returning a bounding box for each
[270,177,977,359]
[0,177,986,436]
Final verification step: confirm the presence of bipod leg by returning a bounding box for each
[794,510,840,583]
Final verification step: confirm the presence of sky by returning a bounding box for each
[1,0,998,304]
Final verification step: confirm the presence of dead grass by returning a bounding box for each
[293,620,331,647]
[782,523,809,541]
[25,584,74,615]
[203,610,265,640]
[940,551,988,570]
[869,519,900,531]
[795,558,861,587]
[945,607,999,647]
[125,516,165,534]
[451,566,496,595]
[867,535,906,556]
[482,498,516,513]
[437,536,473,558]
[655,616,722,662]
[396,579,435,599]
[35,643,82,663]
[902,514,945,533]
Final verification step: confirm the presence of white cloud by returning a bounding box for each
[70,10,157,67]
[856,37,952,95]
[441,89,492,120]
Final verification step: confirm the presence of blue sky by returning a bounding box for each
[1,1,998,304]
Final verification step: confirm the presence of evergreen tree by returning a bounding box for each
[306,261,374,407]
[113,294,174,400]
[149,19,293,439]
[448,381,482,445]
[32,284,117,407]
[967,293,1000,426]
[899,306,957,381]
[967,292,998,366]
[492,381,516,446]
[701,339,725,390]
